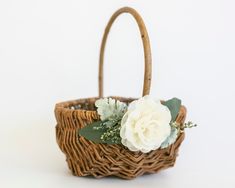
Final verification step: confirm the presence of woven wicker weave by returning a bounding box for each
[55,7,186,179]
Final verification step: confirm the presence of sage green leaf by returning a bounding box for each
[95,98,127,121]
[160,126,179,149]
[78,121,106,143]
[162,98,181,121]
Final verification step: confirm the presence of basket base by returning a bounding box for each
[62,133,185,179]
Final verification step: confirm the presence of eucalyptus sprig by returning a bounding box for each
[169,121,197,131]
[183,121,197,129]
[100,121,122,144]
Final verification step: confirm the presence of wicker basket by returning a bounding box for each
[55,7,186,180]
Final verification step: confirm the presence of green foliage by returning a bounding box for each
[161,124,179,149]
[78,117,122,144]
[78,121,106,143]
[78,97,196,148]
[79,98,126,145]
[183,121,197,128]
[161,121,197,149]
[162,98,181,121]
[95,98,127,121]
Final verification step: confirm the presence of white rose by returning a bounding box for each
[120,95,171,153]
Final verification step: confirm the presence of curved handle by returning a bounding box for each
[98,7,152,97]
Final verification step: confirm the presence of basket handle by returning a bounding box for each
[98,7,152,97]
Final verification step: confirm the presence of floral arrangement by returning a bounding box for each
[78,96,196,153]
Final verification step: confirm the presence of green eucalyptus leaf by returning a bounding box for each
[78,120,122,145]
[162,98,181,121]
[78,121,106,143]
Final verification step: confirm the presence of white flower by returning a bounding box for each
[120,95,171,153]
[95,98,127,121]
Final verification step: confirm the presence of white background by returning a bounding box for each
[0,0,235,187]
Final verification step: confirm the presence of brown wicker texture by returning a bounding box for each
[55,7,186,180]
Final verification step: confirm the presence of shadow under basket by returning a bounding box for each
[55,97,186,180]
[54,7,187,179]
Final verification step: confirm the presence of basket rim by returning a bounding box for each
[55,96,187,124]
[54,96,137,117]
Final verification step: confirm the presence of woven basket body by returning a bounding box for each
[55,7,186,179]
